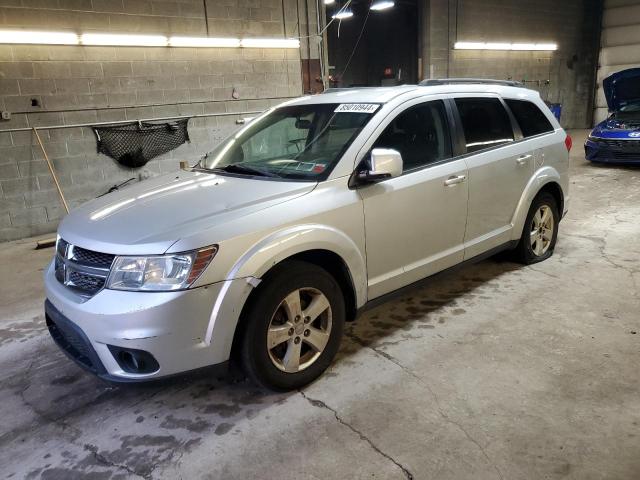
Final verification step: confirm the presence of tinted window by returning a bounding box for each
[373,100,452,171]
[505,99,554,137]
[455,98,514,153]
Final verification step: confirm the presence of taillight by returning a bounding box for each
[564,134,572,152]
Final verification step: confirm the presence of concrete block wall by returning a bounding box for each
[0,0,320,242]
[421,0,601,129]
[594,0,640,124]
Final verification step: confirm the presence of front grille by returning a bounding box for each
[608,151,640,160]
[72,246,115,268]
[68,270,105,292]
[55,238,114,296]
[592,138,640,149]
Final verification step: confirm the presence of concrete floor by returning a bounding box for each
[1,129,639,480]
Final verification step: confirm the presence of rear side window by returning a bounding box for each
[455,98,514,153]
[505,99,554,137]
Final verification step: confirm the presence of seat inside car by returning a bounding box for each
[375,107,440,170]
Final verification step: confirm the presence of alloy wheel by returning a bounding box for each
[530,204,554,256]
[266,287,332,373]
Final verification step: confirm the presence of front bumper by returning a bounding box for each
[44,261,250,382]
[585,137,640,164]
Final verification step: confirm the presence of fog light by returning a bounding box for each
[108,345,159,374]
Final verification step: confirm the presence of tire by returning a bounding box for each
[239,260,345,391]
[514,192,559,264]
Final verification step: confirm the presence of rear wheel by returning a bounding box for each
[239,261,345,391]
[514,192,559,264]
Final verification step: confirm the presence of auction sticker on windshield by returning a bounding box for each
[334,103,379,113]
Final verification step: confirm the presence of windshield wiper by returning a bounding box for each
[215,164,279,178]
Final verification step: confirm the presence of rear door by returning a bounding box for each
[452,95,533,258]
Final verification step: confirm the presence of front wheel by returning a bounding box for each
[239,261,345,391]
[514,192,559,264]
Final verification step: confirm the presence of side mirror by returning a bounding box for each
[351,148,403,187]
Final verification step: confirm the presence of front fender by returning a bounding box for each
[510,166,563,242]
[202,224,366,352]
[233,224,365,294]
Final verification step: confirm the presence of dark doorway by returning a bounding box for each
[325,0,418,88]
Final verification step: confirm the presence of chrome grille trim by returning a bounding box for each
[55,239,115,296]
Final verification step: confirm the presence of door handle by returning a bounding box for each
[516,154,532,165]
[444,174,466,186]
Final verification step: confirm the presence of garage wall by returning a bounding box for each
[420,0,601,129]
[594,0,640,124]
[0,0,321,242]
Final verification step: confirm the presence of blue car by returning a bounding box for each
[585,68,640,164]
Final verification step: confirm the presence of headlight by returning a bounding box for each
[106,246,217,291]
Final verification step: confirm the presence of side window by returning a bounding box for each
[455,98,514,153]
[505,99,554,137]
[372,100,452,171]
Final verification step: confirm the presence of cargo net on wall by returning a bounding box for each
[93,119,190,168]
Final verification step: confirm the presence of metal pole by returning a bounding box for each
[33,127,69,214]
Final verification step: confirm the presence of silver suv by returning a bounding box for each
[44,80,570,391]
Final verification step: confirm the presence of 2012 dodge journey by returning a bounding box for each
[44,80,570,391]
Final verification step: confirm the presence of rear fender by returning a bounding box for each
[510,166,563,242]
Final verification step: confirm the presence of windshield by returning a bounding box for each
[200,103,377,180]
[618,102,640,113]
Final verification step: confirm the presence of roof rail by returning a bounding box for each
[322,88,356,93]
[419,78,524,87]
[322,87,389,93]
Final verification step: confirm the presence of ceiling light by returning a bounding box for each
[169,36,240,48]
[0,30,78,45]
[80,33,168,46]
[240,38,300,48]
[484,43,511,50]
[370,0,394,10]
[454,41,557,51]
[0,30,300,49]
[520,43,558,51]
[332,8,354,19]
[324,0,335,4]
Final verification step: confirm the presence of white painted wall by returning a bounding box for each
[594,0,640,124]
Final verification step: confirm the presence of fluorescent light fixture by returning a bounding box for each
[240,38,300,48]
[332,8,354,19]
[324,0,335,4]
[80,33,168,46]
[454,41,558,51]
[0,30,299,49]
[0,30,79,45]
[484,43,512,50]
[169,36,240,48]
[519,43,558,50]
[370,0,394,10]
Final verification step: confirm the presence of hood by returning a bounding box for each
[603,68,640,112]
[58,171,316,255]
[591,116,640,138]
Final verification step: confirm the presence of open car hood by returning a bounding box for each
[603,68,640,112]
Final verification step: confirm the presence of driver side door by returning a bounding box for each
[357,99,469,299]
